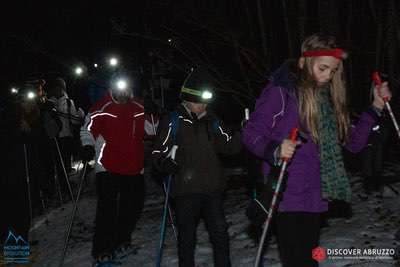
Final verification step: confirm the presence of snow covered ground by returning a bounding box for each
[25,159,400,267]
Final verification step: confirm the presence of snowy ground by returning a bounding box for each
[22,158,400,267]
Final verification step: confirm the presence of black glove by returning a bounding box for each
[161,157,180,174]
[81,145,95,162]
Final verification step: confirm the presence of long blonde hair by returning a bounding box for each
[297,34,349,143]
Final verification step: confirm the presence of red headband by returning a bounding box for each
[302,48,347,60]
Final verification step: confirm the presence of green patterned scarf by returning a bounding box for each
[317,87,352,202]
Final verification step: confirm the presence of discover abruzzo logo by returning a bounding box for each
[312,246,396,262]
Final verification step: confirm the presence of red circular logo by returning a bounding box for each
[312,246,327,262]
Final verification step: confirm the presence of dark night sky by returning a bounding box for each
[1,1,147,84]
[1,1,399,116]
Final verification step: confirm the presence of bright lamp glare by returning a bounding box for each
[116,79,128,91]
[109,58,118,67]
[11,88,18,94]
[168,39,172,43]
[75,67,83,75]
[94,63,98,68]
[27,91,36,100]
[202,90,213,100]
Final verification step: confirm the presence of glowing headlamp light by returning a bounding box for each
[75,67,83,76]
[114,79,129,91]
[26,91,36,100]
[201,90,213,100]
[109,57,119,67]
[11,88,19,94]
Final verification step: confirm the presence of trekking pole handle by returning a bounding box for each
[372,71,389,102]
[244,108,250,121]
[282,127,299,162]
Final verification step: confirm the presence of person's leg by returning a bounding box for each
[59,137,73,172]
[372,137,384,192]
[276,212,297,267]
[92,172,119,258]
[276,212,320,267]
[294,212,321,267]
[202,193,231,267]
[175,195,202,267]
[115,174,145,247]
[362,145,374,193]
[54,138,69,196]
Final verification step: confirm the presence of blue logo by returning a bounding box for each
[3,230,30,264]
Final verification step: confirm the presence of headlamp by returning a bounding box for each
[26,91,36,100]
[109,57,118,67]
[201,90,213,100]
[75,66,84,76]
[115,79,128,91]
[11,88,19,94]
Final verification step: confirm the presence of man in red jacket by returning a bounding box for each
[80,76,147,265]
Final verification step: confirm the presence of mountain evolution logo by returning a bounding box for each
[3,230,30,264]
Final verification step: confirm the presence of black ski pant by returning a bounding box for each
[92,172,145,258]
[174,193,231,267]
[276,211,321,267]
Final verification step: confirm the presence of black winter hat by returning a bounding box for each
[180,68,215,103]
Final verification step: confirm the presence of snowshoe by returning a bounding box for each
[92,253,121,267]
[113,243,138,260]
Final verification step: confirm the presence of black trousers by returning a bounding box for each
[175,193,231,267]
[92,172,145,257]
[276,212,321,267]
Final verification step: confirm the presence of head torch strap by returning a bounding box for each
[181,87,202,96]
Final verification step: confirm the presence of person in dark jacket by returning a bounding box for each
[242,34,391,267]
[362,83,392,195]
[152,68,241,267]
[0,81,61,246]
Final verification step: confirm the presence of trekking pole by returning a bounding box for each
[54,137,76,202]
[39,190,50,225]
[54,163,64,205]
[372,72,400,140]
[156,145,178,267]
[58,162,88,267]
[23,144,33,228]
[151,114,157,136]
[162,182,178,241]
[254,128,298,267]
[151,113,178,241]
[244,108,258,200]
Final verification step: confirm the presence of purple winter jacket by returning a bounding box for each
[243,62,378,213]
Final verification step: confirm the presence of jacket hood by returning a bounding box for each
[269,59,298,92]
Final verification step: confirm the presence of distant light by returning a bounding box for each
[116,79,128,91]
[75,67,83,75]
[109,57,118,67]
[168,39,172,43]
[201,90,213,100]
[11,87,18,94]
[27,91,36,100]
[94,63,98,68]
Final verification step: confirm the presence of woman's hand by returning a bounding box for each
[279,139,301,159]
[372,81,392,110]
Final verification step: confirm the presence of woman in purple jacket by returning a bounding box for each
[243,34,391,267]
